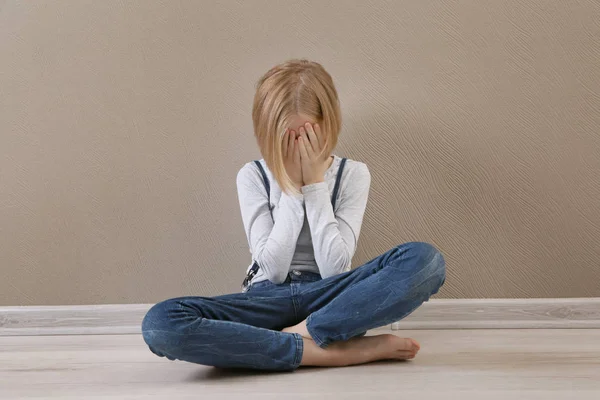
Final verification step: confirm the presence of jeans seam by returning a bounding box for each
[305,314,327,348]
[291,333,304,369]
[290,284,300,321]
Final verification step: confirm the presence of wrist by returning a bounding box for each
[301,180,328,196]
[303,181,323,187]
[301,182,327,192]
[282,187,304,202]
[303,175,325,186]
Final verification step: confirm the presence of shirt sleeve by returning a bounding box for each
[301,162,371,279]
[236,163,305,284]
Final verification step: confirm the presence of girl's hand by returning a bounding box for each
[283,130,303,190]
[298,122,330,186]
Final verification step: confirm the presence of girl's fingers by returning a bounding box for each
[299,127,314,157]
[313,123,322,137]
[293,138,301,164]
[298,136,310,160]
[313,123,325,155]
[305,123,321,152]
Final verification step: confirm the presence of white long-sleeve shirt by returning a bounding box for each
[236,155,371,284]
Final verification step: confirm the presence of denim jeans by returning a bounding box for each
[142,242,445,371]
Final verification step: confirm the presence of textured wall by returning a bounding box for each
[1,1,599,305]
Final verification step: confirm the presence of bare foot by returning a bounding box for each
[337,334,420,363]
[300,334,421,367]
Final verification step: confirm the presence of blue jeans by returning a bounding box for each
[142,242,445,371]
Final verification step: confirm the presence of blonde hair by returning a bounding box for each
[252,59,341,194]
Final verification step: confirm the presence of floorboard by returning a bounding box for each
[1,329,599,399]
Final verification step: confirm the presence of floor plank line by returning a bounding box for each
[1,329,599,399]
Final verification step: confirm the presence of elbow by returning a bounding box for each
[319,255,351,279]
[255,256,287,284]
[265,269,288,284]
[254,253,288,284]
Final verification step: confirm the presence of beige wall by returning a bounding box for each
[1,1,599,305]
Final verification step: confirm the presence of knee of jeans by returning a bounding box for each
[141,299,186,354]
[395,242,446,286]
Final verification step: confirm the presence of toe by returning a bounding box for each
[410,338,421,351]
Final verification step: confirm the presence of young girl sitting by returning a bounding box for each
[142,59,446,371]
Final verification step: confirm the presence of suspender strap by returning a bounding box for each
[331,157,347,209]
[253,160,270,201]
[253,160,273,218]
[243,160,272,291]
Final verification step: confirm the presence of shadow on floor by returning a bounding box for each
[185,360,410,381]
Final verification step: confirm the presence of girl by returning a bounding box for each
[142,59,445,371]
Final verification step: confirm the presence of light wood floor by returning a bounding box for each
[1,329,599,399]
